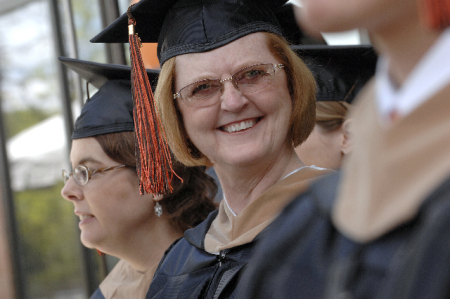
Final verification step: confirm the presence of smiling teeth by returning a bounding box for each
[79,215,93,221]
[224,120,255,133]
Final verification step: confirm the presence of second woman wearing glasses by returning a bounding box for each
[92,0,331,298]
[59,57,217,299]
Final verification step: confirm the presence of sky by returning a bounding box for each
[0,1,59,112]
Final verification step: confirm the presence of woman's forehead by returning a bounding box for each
[70,138,110,166]
[174,33,273,79]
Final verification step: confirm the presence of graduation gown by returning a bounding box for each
[240,79,450,299]
[145,166,331,299]
[89,258,158,299]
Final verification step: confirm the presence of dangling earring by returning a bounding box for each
[153,194,163,217]
[154,201,163,217]
[96,249,105,256]
[419,0,450,30]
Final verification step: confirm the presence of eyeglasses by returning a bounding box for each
[173,63,284,108]
[62,165,127,186]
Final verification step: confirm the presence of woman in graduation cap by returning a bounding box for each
[240,0,450,298]
[59,57,217,299]
[91,0,331,298]
[293,45,377,170]
[295,100,352,169]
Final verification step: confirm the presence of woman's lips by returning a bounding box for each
[220,117,261,133]
[75,212,95,226]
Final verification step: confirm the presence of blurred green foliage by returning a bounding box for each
[14,182,85,297]
[4,109,52,139]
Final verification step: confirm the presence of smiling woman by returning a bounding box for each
[90,1,332,298]
[59,57,217,299]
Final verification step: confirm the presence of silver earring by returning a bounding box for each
[154,201,163,217]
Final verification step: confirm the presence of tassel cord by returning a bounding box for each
[128,15,180,195]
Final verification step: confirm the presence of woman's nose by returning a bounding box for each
[61,177,83,202]
[220,81,248,112]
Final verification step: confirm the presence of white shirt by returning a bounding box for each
[375,28,450,124]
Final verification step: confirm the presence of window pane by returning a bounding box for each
[71,0,107,62]
[0,1,87,298]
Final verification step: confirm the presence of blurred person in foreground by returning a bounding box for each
[59,58,217,299]
[241,0,450,298]
[293,45,377,170]
[90,1,332,297]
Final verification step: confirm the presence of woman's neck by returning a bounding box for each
[215,147,304,215]
[372,10,442,87]
[105,219,182,273]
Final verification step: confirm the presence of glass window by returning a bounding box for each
[0,0,103,297]
[0,0,127,297]
[71,0,107,62]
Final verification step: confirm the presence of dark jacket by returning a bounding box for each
[146,210,259,299]
[90,289,105,299]
[241,172,450,299]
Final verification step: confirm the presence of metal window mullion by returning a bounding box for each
[98,0,126,65]
[61,0,84,107]
[0,94,26,299]
[48,0,101,296]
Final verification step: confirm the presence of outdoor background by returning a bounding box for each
[0,1,129,298]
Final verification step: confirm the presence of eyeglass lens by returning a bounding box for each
[74,166,89,185]
[62,166,89,186]
[179,64,279,107]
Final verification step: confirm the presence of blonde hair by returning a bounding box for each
[155,32,316,166]
[315,101,350,132]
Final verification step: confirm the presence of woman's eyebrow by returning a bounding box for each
[74,157,102,167]
[184,62,264,83]
[185,74,221,85]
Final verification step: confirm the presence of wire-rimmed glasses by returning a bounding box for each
[62,165,127,186]
[173,63,284,108]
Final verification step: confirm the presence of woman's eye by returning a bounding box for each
[192,83,213,95]
[189,81,220,98]
[245,69,265,78]
[237,68,267,83]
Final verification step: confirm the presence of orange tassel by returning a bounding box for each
[419,0,450,30]
[127,5,177,195]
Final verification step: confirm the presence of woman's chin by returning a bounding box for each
[80,234,103,250]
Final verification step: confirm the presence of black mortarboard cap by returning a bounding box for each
[58,57,159,139]
[91,0,292,66]
[291,45,378,103]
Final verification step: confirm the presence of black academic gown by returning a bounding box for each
[146,210,259,299]
[89,289,105,299]
[241,172,450,299]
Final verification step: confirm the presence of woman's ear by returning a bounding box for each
[341,118,353,155]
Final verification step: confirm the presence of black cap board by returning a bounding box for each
[292,45,378,103]
[59,57,160,139]
[91,0,294,66]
